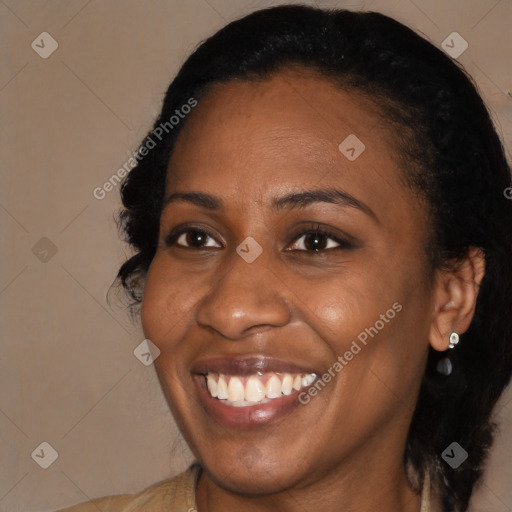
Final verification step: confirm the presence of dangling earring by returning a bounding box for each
[436,332,459,376]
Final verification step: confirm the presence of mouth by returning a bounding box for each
[204,371,317,406]
[192,357,319,428]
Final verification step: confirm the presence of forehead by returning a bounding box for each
[165,68,410,214]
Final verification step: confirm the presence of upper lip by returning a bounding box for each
[192,356,318,376]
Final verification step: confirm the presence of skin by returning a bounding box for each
[141,67,485,512]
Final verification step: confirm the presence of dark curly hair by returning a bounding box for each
[114,5,512,511]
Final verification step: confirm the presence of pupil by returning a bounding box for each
[187,230,205,246]
[305,232,326,251]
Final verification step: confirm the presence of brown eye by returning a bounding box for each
[303,232,329,251]
[288,230,346,252]
[170,229,221,248]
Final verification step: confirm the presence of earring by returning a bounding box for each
[448,332,459,349]
[436,357,452,376]
[436,333,459,376]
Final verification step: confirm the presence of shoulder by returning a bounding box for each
[55,464,199,512]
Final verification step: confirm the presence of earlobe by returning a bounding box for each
[429,247,485,352]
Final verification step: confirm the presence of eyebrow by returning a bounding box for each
[273,189,378,223]
[163,192,221,210]
[163,188,378,223]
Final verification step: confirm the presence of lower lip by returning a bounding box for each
[194,375,306,428]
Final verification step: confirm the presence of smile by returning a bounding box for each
[192,357,320,427]
[205,371,317,407]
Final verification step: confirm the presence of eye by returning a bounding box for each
[166,228,222,249]
[287,227,353,252]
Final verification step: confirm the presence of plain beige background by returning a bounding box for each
[1,1,511,511]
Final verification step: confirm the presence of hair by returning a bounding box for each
[114,5,512,511]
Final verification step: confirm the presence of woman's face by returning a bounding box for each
[142,68,436,494]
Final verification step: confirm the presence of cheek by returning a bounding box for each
[296,269,428,389]
[141,254,203,346]
[307,292,425,434]
[290,266,400,350]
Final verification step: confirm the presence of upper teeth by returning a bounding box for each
[206,372,317,406]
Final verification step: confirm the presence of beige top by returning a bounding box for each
[56,464,435,512]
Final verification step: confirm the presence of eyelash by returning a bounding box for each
[288,225,354,252]
[165,223,354,253]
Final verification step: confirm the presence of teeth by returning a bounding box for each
[227,376,245,402]
[266,375,282,398]
[207,375,217,398]
[245,376,265,402]
[205,371,317,406]
[217,375,228,399]
[302,374,316,387]
[281,374,293,395]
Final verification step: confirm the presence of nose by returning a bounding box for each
[196,252,291,340]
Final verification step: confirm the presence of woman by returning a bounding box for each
[58,4,512,512]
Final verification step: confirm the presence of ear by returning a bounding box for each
[429,247,486,352]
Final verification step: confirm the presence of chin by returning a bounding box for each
[204,459,303,496]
